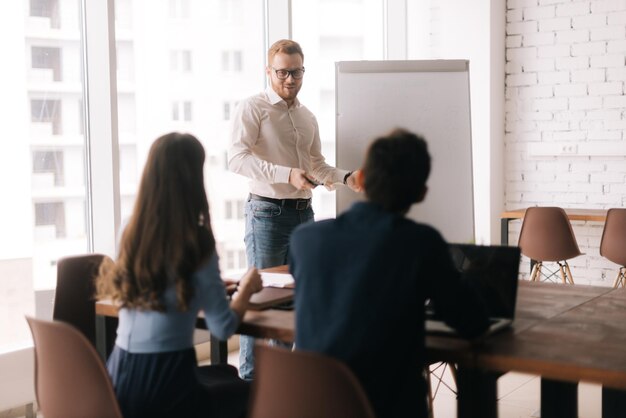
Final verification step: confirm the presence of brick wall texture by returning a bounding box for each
[506,0,626,285]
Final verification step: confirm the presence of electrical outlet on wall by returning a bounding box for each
[560,144,578,155]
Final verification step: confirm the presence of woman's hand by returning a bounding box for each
[230,267,263,319]
[238,267,263,295]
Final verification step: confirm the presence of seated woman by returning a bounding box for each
[97,132,262,418]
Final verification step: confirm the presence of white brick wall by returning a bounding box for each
[505,0,626,286]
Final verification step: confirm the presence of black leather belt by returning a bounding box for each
[249,194,311,210]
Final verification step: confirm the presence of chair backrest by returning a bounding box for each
[54,253,108,346]
[518,207,581,262]
[600,208,626,266]
[249,345,376,418]
[26,316,123,418]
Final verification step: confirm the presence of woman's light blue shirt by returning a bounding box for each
[115,253,239,353]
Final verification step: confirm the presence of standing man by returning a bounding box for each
[228,39,360,380]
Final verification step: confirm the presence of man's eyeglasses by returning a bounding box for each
[272,67,305,80]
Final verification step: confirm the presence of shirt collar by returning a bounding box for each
[265,86,300,108]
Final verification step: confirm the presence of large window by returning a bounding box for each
[2,0,408,411]
[1,0,86,354]
[114,0,264,276]
[292,0,384,219]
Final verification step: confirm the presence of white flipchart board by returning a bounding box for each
[336,60,474,243]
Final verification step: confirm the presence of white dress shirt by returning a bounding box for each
[228,86,348,199]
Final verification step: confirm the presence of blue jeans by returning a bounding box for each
[239,197,314,380]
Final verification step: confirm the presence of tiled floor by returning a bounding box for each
[427,363,602,418]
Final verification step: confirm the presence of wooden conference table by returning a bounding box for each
[95,269,626,418]
[500,207,608,245]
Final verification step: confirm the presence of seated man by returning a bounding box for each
[289,128,489,418]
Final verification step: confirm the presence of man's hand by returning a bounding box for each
[345,170,363,192]
[289,168,318,190]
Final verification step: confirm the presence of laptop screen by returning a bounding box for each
[448,244,521,319]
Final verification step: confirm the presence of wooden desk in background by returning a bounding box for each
[95,276,626,418]
[95,265,293,365]
[500,208,608,245]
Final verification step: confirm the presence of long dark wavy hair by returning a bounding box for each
[97,132,215,311]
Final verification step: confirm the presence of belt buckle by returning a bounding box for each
[295,199,309,210]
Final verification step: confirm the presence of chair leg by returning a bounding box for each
[558,262,567,284]
[424,366,435,418]
[535,261,543,282]
[448,362,458,388]
[564,261,575,284]
[530,262,541,281]
[613,268,625,288]
[425,362,459,417]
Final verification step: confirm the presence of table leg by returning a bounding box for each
[456,366,498,418]
[541,378,577,418]
[210,335,228,364]
[96,314,108,361]
[95,315,118,361]
[602,387,626,418]
[501,218,510,246]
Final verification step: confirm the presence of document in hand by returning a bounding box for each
[260,272,295,288]
[248,287,294,310]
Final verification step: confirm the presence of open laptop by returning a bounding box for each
[425,244,521,336]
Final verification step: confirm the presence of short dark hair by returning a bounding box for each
[362,128,431,213]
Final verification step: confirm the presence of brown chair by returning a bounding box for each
[26,316,123,418]
[518,207,581,284]
[600,208,626,288]
[248,345,376,418]
[54,253,110,346]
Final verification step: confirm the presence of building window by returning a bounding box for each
[32,150,64,186]
[34,202,66,238]
[219,0,243,23]
[223,100,239,120]
[30,0,60,28]
[221,50,243,72]
[170,50,192,73]
[171,101,192,122]
[169,0,190,19]
[225,199,244,220]
[225,249,247,270]
[31,46,62,81]
[31,99,62,135]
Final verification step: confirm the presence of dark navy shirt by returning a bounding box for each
[290,201,489,418]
